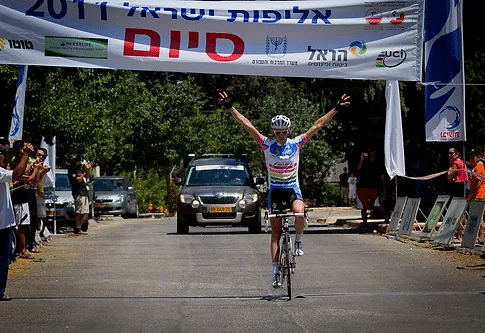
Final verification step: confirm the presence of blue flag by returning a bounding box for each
[8,65,28,145]
[424,0,465,142]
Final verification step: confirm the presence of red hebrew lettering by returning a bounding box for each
[123,28,160,57]
[169,31,181,58]
[188,31,199,49]
[206,33,244,62]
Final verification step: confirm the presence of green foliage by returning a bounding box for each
[318,183,341,207]
[122,169,176,214]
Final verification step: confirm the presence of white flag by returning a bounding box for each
[8,65,28,145]
[384,80,406,179]
[40,136,56,188]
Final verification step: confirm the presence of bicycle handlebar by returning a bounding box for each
[268,211,305,218]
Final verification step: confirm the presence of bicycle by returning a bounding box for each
[268,210,303,300]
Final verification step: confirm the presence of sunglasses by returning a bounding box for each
[274,131,288,136]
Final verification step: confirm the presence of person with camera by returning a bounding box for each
[9,141,48,259]
[218,91,350,288]
[30,148,51,252]
[1,138,34,301]
[68,159,92,234]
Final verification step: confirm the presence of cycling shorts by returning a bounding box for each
[268,188,303,214]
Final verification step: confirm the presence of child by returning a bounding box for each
[348,172,358,208]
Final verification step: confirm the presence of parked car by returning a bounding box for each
[45,169,74,224]
[93,176,139,218]
[175,154,264,234]
[44,169,94,231]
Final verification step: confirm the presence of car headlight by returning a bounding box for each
[191,200,200,209]
[180,194,194,203]
[65,201,74,208]
[244,193,259,203]
[114,195,124,203]
[239,193,258,209]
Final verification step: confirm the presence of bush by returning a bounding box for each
[122,169,178,215]
[319,182,340,207]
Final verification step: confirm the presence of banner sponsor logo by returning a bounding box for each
[389,10,405,25]
[307,46,348,67]
[349,41,367,56]
[437,105,462,139]
[376,49,407,68]
[366,8,383,25]
[266,36,287,59]
[45,37,108,59]
[0,36,34,51]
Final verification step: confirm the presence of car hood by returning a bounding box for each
[45,190,73,204]
[182,186,256,198]
[94,191,126,199]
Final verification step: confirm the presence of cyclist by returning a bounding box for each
[218,91,350,288]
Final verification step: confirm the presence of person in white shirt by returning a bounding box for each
[348,172,358,208]
[0,139,34,301]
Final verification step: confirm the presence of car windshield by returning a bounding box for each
[45,174,71,192]
[186,164,251,186]
[94,179,125,191]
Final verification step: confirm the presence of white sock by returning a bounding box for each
[272,262,279,275]
[295,233,302,243]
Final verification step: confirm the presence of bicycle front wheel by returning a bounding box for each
[281,234,292,300]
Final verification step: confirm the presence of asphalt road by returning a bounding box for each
[2,216,485,333]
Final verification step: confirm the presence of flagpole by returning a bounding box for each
[459,0,466,141]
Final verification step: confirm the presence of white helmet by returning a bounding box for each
[271,115,291,130]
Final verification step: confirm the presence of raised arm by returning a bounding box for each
[305,94,350,140]
[12,143,34,183]
[218,91,262,142]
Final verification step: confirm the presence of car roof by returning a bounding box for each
[188,158,247,167]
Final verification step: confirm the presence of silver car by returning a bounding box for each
[93,176,139,218]
[45,169,76,224]
[175,155,263,234]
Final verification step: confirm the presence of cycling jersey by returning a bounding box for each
[257,133,308,196]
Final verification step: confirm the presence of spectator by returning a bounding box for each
[447,147,469,242]
[31,148,50,252]
[447,147,468,198]
[465,148,485,244]
[1,138,34,301]
[356,148,388,231]
[348,171,358,208]
[68,159,92,234]
[9,141,45,259]
[339,167,350,206]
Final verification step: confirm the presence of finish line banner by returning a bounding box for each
[0,0,423,81]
